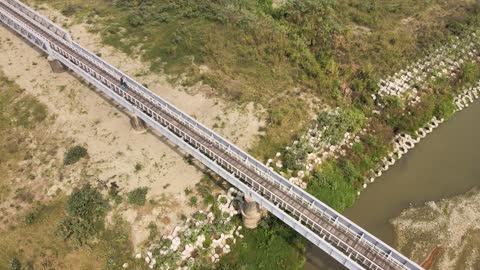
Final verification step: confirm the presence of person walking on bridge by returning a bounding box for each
[120,76,127,89]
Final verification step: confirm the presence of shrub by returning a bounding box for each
[134,163,143,172]
[316,108,366,145]
[434,96,456,120]
[203,237,212,248]
[128,13,145,27]
[459,61,480,86]
[156,12,170,23]
[219,197,227,205]
[127,187,148,206]
[189,196,198,206]
[282,137,314,171]
[64,145,88,165]
[56,185,109,247]
[24,212,36,225]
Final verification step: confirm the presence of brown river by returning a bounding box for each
[304,101,480,269]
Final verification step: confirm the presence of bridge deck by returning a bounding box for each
[0,1,424,269]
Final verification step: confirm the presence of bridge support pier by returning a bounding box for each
[241,196,262,229]
[130,114,147,133]
[47,55,65,73]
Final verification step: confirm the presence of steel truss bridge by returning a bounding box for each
[0,1,424,269]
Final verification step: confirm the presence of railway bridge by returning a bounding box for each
[0,1,424,269]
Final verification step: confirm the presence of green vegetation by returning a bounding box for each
[24,212,36,225]
[0,73,137,269]
[56,185,109,247]
[34,0,480,159]
[0,76,47,129]
[0,196,138,269]
[63,145,88,165]
[134,162,143,172]
[20,0,480,268]
[127,186,149,206]
[218,218,305,270]
[316,109,366,145]
[189,195,198,206]
[0,71,49,209]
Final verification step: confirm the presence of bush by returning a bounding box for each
[128,13,145,27]
[189,196,198,206]
[64,145,88,165]
[24,212,36,225]
[127,187,148,206]
[317,108,366,145]
[434,96,456,120]
[134,163,143,172]
[307,161,357,211]
[56,185,109,247]
[282,137,314,171]
[203,237,212,248]
[459,61,480,86]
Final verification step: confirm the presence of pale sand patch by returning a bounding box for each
[391,188,480,270]
[32,3,265,150]
[0,6,262,246]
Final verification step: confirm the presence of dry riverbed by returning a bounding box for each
[392,187,480,270]
[0,3,263,249]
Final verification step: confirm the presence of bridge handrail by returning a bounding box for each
[68,27,420,270]
[5,0,71,42]
[0,1,423,269]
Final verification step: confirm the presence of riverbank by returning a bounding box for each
[392,187,480,270]
[306,85,480,269]
[5,1,480,269]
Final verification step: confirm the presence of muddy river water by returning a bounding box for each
[304,101,480,269]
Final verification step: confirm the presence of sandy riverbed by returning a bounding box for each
[391,187,480,270]
[0,5,263,246]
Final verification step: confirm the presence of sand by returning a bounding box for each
[0,5,263,246]
[391,188,480,270]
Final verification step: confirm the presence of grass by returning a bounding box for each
[127,187,149,206]
[18,0,480,268]
[30,0,480,161]
[0,198,139,270]
[218,218,305,270]
[0,72,49,206]
[0,199,99,269]
[0,72,138,269]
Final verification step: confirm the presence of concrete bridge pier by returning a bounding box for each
[130,114,147,133]
[241,196,262,229]
[47,55,65,73]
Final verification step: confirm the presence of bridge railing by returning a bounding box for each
[0,1,424,269]
[5,0,71,43]
[67,27,421,270]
